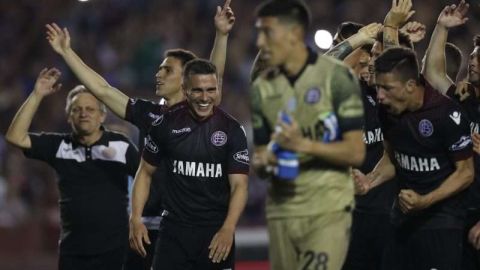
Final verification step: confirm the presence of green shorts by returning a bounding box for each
[267,210,352,270]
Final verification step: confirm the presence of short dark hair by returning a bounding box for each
[182,59,217,87]
[474,35,480,47]
[256,0,311,33]
[333,21,364,45]
[65,85,107,114]
[376,31,414,50]
[375,47,419,83]
[445,42,463,82]
[165,49,197,67]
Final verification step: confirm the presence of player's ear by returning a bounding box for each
[406,79,416,93]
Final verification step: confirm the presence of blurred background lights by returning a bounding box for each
[314,29,333,50]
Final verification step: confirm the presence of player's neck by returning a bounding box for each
[408,85,425,112]
[282,45,309,77]
[164,91,185,107]
[75,129,103,146]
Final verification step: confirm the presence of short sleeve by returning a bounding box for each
[124,138,140,176]
[141,126,165,167]
[125,98,166,132]
[227,123,250,175]
[330,65,365,133]
[23,133,62,163]
[442,106,473,161]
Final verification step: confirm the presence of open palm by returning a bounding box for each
[33,68,62,97]
[437,0,469,29]
[46,23,71,55]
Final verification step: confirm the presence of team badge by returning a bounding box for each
[304,87,321,104]
[418,119,434,137]
[211,131,227,146]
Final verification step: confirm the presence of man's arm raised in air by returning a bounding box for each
[46,23,129,119]
[5,68,62,149]
[210,0,235,105]
[422,1,469,94]
[383,0,415,49]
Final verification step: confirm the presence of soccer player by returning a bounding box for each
[422,1,480,269]
[355,47,474,270]
[130,59,249,270]
[251,0,365,269]
[5,68,139,270]
[45,1,235,268]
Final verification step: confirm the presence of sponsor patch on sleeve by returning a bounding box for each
[233,149,249,165]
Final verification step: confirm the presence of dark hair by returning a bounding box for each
[333,21,364,45]
[445,42,463,81]
[376,31,414,50]
[165,49,197,67]
[375,47,419,83]
[256,0,311,33]
[474,35,480,47]
[65,85,107,114]
[182,59,217,87]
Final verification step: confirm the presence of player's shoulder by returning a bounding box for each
[214,107,245,130]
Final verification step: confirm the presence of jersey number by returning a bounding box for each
[302,251,329,270]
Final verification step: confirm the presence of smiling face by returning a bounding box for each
[155,56,183,98]
[183,74,219,120]
[67,92,106,136]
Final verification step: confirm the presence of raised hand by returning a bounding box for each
[437,0,469,29]
[400,21,426,43]
[215,0,235,35]
[33,68,62,97]
[358,23,383,44]
[46,23,71,55]
[384,0,415,28]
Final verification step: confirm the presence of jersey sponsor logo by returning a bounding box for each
[363,128,383,145]
[55,140,86,162]
[418,119,434,137]
[233,149,249,165]
[172,160,223,178]
[394,152,440,172]
[172,127,191,134]
[145,135,159,153]
[449,135,472,151]
[449,111,462,125]
[304,87,321,104]
[150,114,164,126]
[211,131,227,146]
[471,122,479,135]
[366,95,376,106]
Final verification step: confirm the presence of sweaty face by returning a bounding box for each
[67,93,106,136]
[353,49,371,82]
[255,17,294,67]
[184,74,219,120]
[155,57,183,98]
[468,47,480,86]
[375,72,409,115]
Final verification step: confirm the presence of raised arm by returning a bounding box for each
[325,23,382,60]
[208,173,248,263]
[422,1,469,93]
[46,23,129,118]
[210,0,235,103]
[5,68,62,149]
[129,158,156,257]
[383,0,415,49]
